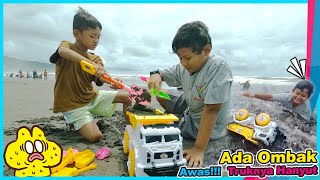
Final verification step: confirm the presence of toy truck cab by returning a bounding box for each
[123,109,187,176]
[227,109,278,146]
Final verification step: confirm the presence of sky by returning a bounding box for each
[4,4,307,77]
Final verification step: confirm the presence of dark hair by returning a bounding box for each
[73,7,102,31]
[172,21,211,54]
[293,80,314,97]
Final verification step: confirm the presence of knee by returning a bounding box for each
[122,95,132,106]
[115,92,132,106]
[87,132,103,143]
[126,97,132,106]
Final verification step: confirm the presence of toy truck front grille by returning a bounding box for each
[143,165,182,176]
[147,150,181,163]
[154,152,174,159]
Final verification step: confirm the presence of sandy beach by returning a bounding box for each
[3,77,317,176]
[4,77,141,176]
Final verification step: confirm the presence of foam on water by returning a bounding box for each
[234,76,299,86]
[4,72,301,85]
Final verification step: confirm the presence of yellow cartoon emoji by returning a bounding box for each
[4,125,62,177]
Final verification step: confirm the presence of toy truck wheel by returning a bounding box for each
[123,130,129,155]
[128,149,135,176]
[235,109,249,120]
[255,113,271,127]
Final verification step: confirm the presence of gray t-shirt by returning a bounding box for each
[162,55,233,139]
[272,93,311,121]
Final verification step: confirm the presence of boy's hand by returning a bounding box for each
[93,63,110,77]
[240,92,255,98]
[183,147,205,168]
[109,77,122,90]
[148,74,162,92]
[92,62,112,83]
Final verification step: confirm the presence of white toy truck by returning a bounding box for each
[123,109,187,176]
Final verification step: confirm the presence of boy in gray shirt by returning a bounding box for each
[148,21,233,168]
[241,80,314,121]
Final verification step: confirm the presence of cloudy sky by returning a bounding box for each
[4,4,307,77]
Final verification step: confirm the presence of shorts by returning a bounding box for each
[63,90,117,130]
[166,90,198,139]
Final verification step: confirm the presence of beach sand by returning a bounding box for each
[4,77,164,176]
[3,77,316,176]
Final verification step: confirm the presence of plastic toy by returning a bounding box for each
[227,109,278,146]
[74,149,95,169]
[123,109,186,176]
[150,88,171,100]
[81,61,132,92]
[139,76,171,100]
[96,147,111,160]
[51,167,78,176]
[77,163,97,174]
[140,76,149,82]
[51,163,97,176]
[63,148,78,164]
[51,148,96,176]
[51,147,74,173]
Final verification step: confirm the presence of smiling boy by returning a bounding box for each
[241,80,314,121]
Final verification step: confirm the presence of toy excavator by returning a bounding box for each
[227,109,278,146]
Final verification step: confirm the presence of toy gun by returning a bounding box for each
[80,61,132,92]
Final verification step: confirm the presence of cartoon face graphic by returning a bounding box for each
[4,126,62,177]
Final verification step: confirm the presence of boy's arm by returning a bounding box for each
[58,47,96,65]
[184,103,221,167]
[252,93,273,101]
[241,92,273,101]
[92,57,122,89]
[160,65,182,87]
[148,65,182,91]
[51,41,101,69]
[58,46,109,84]
[92,57,105,86]
[158,70,165,81]
[195,104,221,150]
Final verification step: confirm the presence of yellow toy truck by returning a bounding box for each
[123,109,187,176]
[227,109,278,146]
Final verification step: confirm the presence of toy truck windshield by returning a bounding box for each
[164,134,180,142]
[146,135,162,143]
